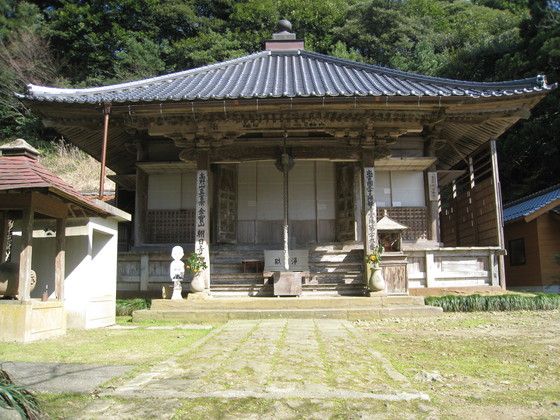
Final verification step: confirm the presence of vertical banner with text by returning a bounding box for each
[363,167,377,254]
[195,170,210,290]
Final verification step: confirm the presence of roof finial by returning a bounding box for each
[276,19,292,33]
[266,19,304,51]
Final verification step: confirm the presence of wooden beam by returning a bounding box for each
[18,208,34,302]
[0,192,68,218]
[134,169,149,247]
[0,212,8,263]
[490,140,506,289]
[55,218,66,301]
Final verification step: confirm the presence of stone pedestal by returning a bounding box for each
[171,280,183,300]
[273,272,302,296]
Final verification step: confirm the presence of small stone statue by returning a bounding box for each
[169,246,185,300]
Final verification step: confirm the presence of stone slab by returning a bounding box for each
[1,361,134,394]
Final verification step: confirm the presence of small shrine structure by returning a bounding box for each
[17,22,555,298]
[0,139,130,343]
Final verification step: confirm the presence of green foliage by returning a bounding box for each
[425,294,560,312]
[0,369,44,420]
[494,0,560,202]
[115,298,151,317]
[365,244,384,265]
[186,252,208,275]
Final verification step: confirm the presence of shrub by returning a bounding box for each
[425,294,560,312]
[115,298,151,316]
[0,369,44,419]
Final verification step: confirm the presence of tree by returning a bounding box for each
[0,0,57,145]
[495,0,559,202]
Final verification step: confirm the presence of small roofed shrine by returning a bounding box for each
[0,139,130,342]
[17,21,555,298]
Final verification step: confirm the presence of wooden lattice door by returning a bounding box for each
[335,163,356,242]
[216,165,237,243]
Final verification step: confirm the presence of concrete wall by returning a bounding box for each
[0,301,66,343]
[11,216,119,330]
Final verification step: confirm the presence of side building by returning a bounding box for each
[504,185,560,293]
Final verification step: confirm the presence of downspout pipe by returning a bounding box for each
[99,102,111,199]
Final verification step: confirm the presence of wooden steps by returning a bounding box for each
[208,244,367,296]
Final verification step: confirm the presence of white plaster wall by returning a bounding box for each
[256,162,283,220]
[238,161,335,221]
[316,161,335,219]
[375,170,425,207]
[391,171,425,206]
[64,234,89,329]
[147,173,197,210]
[289,162,317,219]
[375,171,391,207]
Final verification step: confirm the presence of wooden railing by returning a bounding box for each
[406,247,505,289]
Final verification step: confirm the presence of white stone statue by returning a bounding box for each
[169,246,185,300]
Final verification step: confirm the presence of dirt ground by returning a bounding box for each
[354,310,560,419]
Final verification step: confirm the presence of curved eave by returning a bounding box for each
[16,50,555,105]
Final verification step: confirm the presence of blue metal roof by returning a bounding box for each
[503,185,560,222]
[19,50,553,104]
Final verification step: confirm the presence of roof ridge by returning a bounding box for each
[504,183,560,208]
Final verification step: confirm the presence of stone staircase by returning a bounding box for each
[209,243,367,296]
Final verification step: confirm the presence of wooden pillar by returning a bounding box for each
[424,137,440,243]
[134,140,148,248]
[195,150,211,292]
[490,140,507,289]
[55,218,66,301]
[18,208,34,302]
[0,211,8,263]
[134,169,148,247]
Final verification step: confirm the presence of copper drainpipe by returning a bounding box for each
[99,102,111,199]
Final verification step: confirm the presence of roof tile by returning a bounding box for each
[504,185,560,222]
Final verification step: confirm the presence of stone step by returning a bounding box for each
[134,296,442,322]
[150,295,427,310]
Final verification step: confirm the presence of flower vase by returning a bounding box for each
[190,274,205,293]
[369,264,385,292]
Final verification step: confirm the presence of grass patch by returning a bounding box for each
[115,298,151,316]
[425,293,560,312]
[40,393,92,420]
[0,326,211,365]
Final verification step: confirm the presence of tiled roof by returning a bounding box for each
[503,185,560,222]
[19,50,553,104]
[0,155,108,215]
